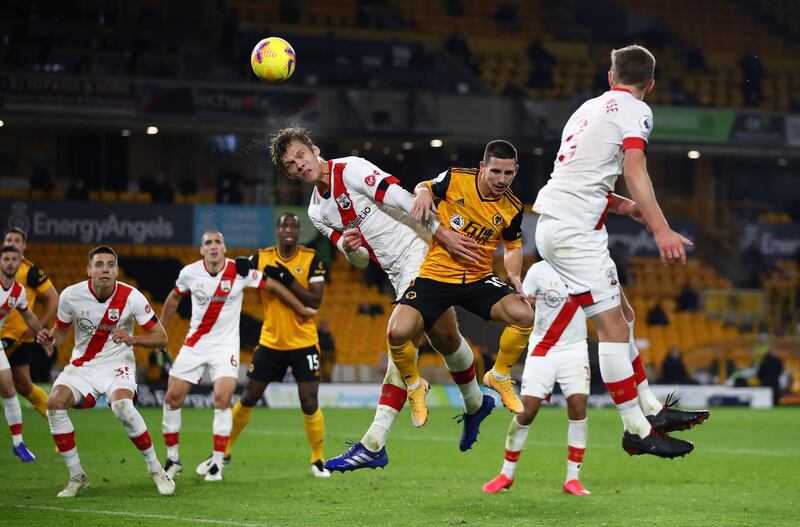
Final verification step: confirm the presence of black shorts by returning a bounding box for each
[1,339,39,367]
[397,275,516,330]
[248,345,321,383]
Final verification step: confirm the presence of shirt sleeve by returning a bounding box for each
[54,288,72,328]
[308,253,327,284]
[130,289,159,330]
[501,209,524,248]
[244,269,267,289]
[620,102,653,151]
[15,286,29,312]
[26,266,53,293]
[173,267,191,297]
[345,158,401,203]
[426,169,452,201]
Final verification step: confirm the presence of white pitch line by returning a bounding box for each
[2,503,264,527]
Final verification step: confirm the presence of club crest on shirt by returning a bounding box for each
[450,213,465,230]
[336,194,352,210]
[6,296,16,308]
[108,308,120,321]
[493,213,503,226]
[220,280,232,293]
[295,265,302,274]
[606,268,618,286]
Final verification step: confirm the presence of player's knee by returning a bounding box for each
[517,406,538,426]
[566,396,587,420]
[386,325,411,347]
[163,390,183,409]
[509,304,534,328]
[214,392,232,409]
[300,397,318,415]
[240,390,260,407]
[0,384,15,398]
[428,332,460,355]
[110,398,134,418]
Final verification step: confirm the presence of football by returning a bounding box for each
[250,36,296,82]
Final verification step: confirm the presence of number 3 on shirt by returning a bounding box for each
[306,353,320,371]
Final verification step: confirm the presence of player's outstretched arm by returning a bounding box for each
[623,149,692,264]
[265,279,316,321]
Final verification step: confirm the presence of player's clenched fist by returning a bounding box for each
[342,228,363,252]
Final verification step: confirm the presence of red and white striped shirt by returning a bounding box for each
[0,280,28,333]
[307,156,433,285]
[523,261,588,356]
[55,280,157,367]
[174,259,265,350]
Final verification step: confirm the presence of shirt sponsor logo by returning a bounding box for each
[343,206,372,230]
[543,289,567,308]
[76,317,118,335]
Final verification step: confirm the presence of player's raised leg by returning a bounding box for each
[162,376,193,478]
[324,356,402,472]
[591,306,693,458]
[620,291,709,432]
[483,396,537,493]
[1,366,34,462]
[109,389,174,496]
[563,394,590,495]
[427,308,495,451]
[47,385,89,497]
[484,295,534,414]
[386,304,428,427]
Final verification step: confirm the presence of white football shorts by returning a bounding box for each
[534,214,621,317]
[53,359,137,406]
[520,345,590,399]
[169,345,240,384]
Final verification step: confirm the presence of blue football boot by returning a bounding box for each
[456,394,495,452]
[323,442,389,473]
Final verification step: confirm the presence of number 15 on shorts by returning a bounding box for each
[306,353,320,371]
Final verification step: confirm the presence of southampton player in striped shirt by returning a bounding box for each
[483,260,592,496]
[159,231,314,482]
[270,127,492,472]
[36,246,175,498]
[0,245,47,463]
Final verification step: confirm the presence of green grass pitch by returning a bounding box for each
[1,405,797,526]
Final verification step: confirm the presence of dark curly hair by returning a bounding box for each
[269,127,316,176]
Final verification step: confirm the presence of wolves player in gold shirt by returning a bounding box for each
[389,140,534,421]
[0,228,58,419]
[198,212,330,477]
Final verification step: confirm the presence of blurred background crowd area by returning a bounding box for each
[1,0,799,402]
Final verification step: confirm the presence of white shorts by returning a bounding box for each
[520,345,590,399]
[534,214,621,317]
[0,341,9,371]
[389,241,427,300]
[54,360,137,406]
[170,345,240,384]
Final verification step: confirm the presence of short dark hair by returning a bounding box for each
[3,227,27,243]
[88,245,118,263]
[269,127,316,176]
[276,212,299,227]
[1,245,21,255]
[483,140,518,165]
[610,45,655,90]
